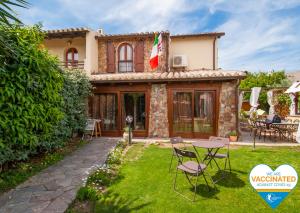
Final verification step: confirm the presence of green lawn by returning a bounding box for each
[85,144,300,213]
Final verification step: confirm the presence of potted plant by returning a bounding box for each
[228,130,238,142]
[123,126,132,144]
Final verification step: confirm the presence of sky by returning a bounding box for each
[15,0,300,72]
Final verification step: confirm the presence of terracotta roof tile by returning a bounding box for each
[171,32,225,38]
[90,70,246,83]
[46,27,90,34]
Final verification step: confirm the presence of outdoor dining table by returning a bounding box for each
[192,141,225,171]
[270,122,298,141]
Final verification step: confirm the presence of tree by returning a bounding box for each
[239,71,291,112]
[0,0,28,25]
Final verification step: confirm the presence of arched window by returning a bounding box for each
[118,43,133,72]
[65,48,78,68]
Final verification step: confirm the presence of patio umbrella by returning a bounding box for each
[238,91,244,114]
[284,82,300,116]
[267,90,275,115]
[249,87,261,112]
[284,82,300,94]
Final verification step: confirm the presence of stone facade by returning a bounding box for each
[149,84,169,137]
[218,81,237,137]
[96,36,168,74]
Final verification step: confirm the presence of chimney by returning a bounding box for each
[97,28,104,35]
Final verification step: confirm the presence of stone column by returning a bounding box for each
[148,84,169,137]
[218,82,237,137]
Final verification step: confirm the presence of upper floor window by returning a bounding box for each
[66,48,78,68]
[118,43,133,72]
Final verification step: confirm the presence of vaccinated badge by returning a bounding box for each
[249,164,298,209]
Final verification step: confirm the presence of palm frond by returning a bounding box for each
[0,0,29,25]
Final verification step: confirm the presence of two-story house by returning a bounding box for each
[45,28,246,139]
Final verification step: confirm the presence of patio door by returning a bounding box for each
[121,92,147,137]
[171,90,217,138]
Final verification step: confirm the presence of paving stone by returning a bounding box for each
[0,137,118,213]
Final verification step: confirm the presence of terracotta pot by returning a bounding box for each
[229,135,238,142]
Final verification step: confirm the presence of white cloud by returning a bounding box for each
[17,0,300,71]
[214,1,300,71]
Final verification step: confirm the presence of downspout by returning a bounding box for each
[213,37,217,70]
[235,79,241,140]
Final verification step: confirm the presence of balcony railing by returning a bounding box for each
[59,61,85,69]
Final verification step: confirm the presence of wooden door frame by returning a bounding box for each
[167,82,220,138]
[93,83,150,137]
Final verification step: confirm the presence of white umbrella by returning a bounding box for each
[249,87,261,112]
[285,82,300,116]
[285,82,300,94]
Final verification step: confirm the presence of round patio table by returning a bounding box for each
[192,140,225,183]
[192,141,225,170]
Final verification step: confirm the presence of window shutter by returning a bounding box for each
[106,41,115,73]
[134,41,144,72]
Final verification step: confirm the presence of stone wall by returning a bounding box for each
[218,81,237,137]
[97,36,168,74]
[148,84,169,137]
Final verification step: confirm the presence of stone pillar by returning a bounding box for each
[148,84,169,137]
[218,81,237,137]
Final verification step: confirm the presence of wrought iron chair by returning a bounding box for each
[173,147,214,202]
[169,137,187,172]
[207,136,231,172]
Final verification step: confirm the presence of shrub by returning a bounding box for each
[275,93,291,118]
[43,69,91,151]
[0,24,91,166]
[76,186,101,201]
[87,167,114,188]
[0,24,64,164]
[106,142,126,166]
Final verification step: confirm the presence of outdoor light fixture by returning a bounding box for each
[67,40,72,46]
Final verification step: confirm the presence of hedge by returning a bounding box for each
[0,24,91,166]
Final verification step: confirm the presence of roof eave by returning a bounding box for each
[90,75,246,84]
[170,32,225,39]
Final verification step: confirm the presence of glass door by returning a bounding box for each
[171,90,216,138]
[194,91,216,136]
[122,92,147,136]
[172,92,193,137]
[98,94,118,131]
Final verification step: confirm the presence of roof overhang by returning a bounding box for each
[96,31,170,40]
[45,27,90,39]
[170,32,225,39]
[90,70,246,84]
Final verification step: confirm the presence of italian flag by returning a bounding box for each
[149,33,162,70]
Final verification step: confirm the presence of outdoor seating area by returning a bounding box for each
[247,118,299,142]
[170,136,231,201]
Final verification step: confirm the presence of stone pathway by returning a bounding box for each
[0,137,118,213]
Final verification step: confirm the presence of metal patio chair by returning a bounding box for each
[207,136,231,172]
[169,137,187,172]
[173,147,214,202]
